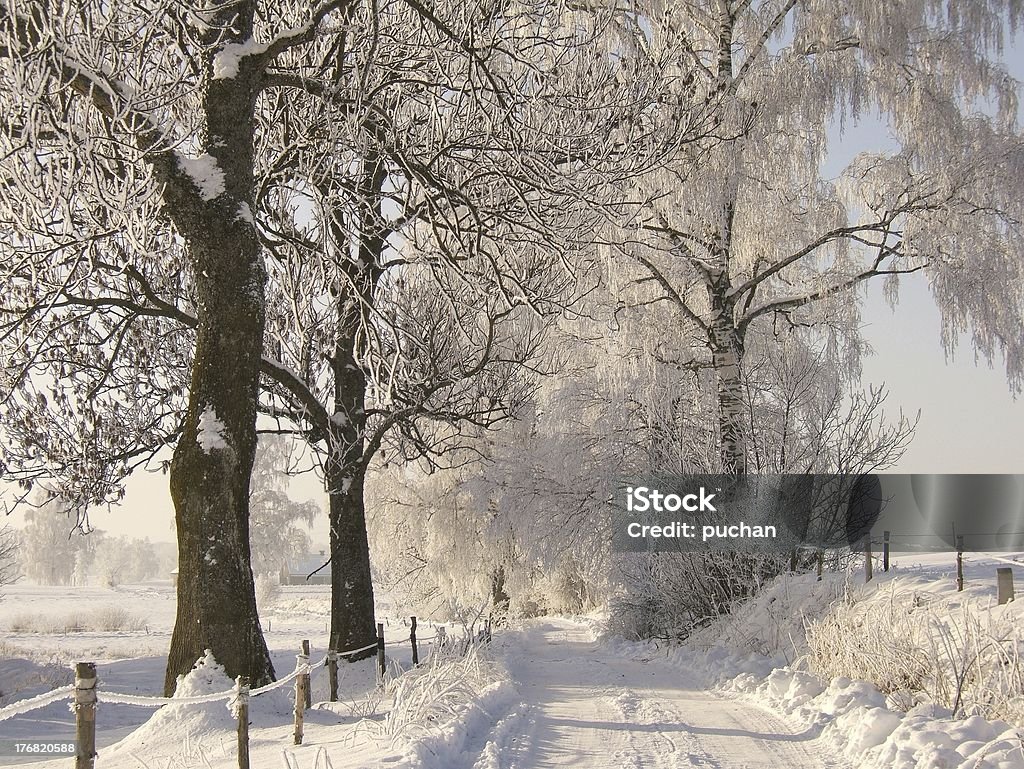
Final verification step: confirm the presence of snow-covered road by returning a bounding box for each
[498,618,848,769]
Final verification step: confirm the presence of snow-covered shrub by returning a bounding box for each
[7,606,147,633]
[94,606,148,631]
[687,571,848,661]
[382,646,495,740]
[0,651,73,706]
[607,550,789,641]
[379,643,520,769]
[806,584,1024,724]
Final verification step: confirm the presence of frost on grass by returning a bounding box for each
[197,406,227,452]
[175,153,226,201]
[383,646,521,766]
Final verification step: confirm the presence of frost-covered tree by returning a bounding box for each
[610,0,1024,473]
[248,436,317,580]
[0,0,367,692]
[18,496,84,586]
[244,0,690,655]
[0,0,691,663]
[0,524,20,594]
[368,324,642,620]
[90,534,160,587]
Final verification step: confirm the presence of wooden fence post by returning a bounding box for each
[998,567,1015,605]
[377,622,386,681]
[864,537,873,583]
[75,662,97,769]
[883,531,890,572]
[236,676,249,769]
[293,642,307,745]
[327,650,338,702]
[957,536,965,592]
[301,640,311,709]
[410,616,419,666]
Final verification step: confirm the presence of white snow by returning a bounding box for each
[176,153,226,201]
[210,25,306,80]
[2,556,1024,768]
[212,39,264,80]
[624,552,1024,769]
[197,406,228,452]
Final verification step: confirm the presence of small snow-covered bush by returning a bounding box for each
[687,571,848,662]
[381,646,497,740]
[0,653,73,706]
[94,606,148,631]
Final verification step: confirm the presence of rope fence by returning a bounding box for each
[0,615,491,769]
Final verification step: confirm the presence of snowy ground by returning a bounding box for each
[0,583,449,767]
[498,618,847,768]
[3,555,1024,768]
[1,606,848,769]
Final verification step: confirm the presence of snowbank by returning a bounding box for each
[99,651,239,765]
[724,668,1024,769]
[682,558,1024,722]
[601,554,1024,769]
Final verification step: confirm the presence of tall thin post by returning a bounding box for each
[293,642,308,745]
[235,676,249,769]
[883,531,890,572]
[301,639,311,709]
[327,650,338,702]
[377,622,386,681]
[410,616,419,666]
[956,536,965,592]
[864,537,873,583]
[75,662,97,769]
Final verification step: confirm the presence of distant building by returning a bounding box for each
[279,551,331,585]
[170,551,332,587]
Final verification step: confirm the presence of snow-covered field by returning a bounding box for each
[2,555,1024,768]
[0,583,454,767]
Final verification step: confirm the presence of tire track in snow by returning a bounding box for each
[490,617,849,769]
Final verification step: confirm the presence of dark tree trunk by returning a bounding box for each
[163,0,273,694]
[325,154,385,659]
[491,566,511,619]
[325,314,376,660]
[327,460,377,658]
